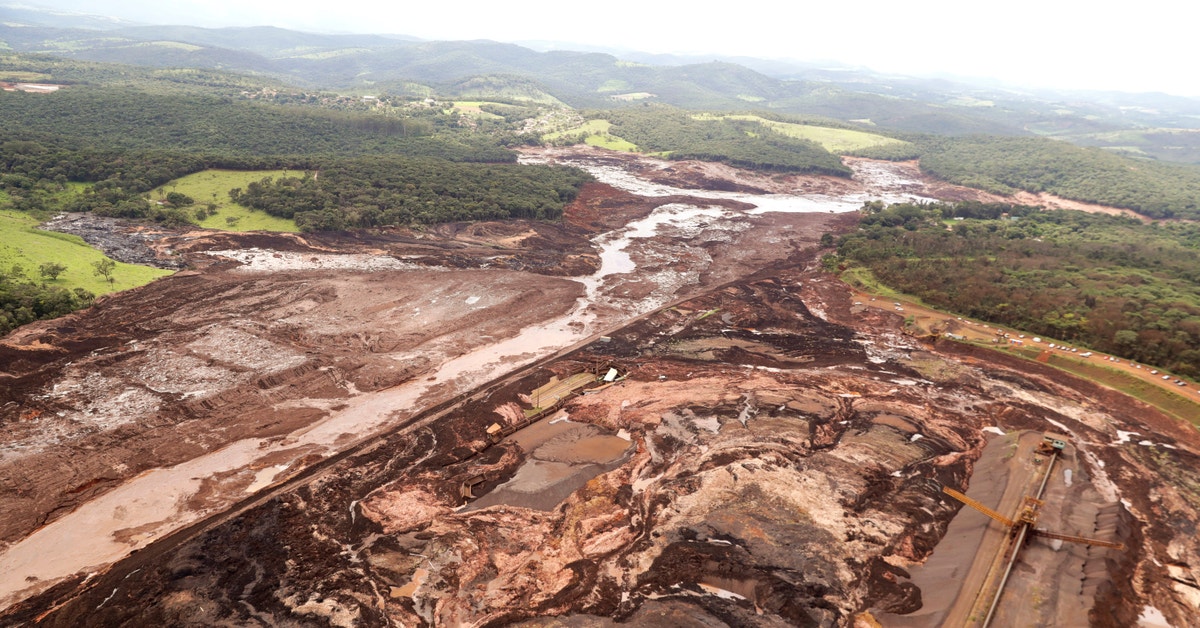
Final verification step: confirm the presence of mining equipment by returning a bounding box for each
[938,433,1123,628]
[940,487,1124,550]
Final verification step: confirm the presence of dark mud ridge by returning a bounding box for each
[41,213,188,269]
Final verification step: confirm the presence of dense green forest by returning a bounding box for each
[0,133,310,224]
[0,86,514,159]
[0,268,95,335]
[831,202,1200,375]
[230,158,591,230]
[0,52,591,231]
[917,136,1200,219]
[602,107,852,175]
[0,131,590,230]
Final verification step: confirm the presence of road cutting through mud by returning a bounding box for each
[850,289,1200,408]
[877,430,1125,627]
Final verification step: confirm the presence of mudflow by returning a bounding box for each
[1,148,1198,627]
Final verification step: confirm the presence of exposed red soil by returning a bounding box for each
[1,148,1198,626]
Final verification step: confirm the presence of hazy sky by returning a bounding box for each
[21,0,1199,97]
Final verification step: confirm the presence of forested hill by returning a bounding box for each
[915,136,1200,219]
[831,202,1200,376]
[0,83,512,159]
[7,7,1200,147]
[6,7,1200,222]
[0,49,598,236]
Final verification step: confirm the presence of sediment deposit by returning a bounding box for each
[1,150,1197,626]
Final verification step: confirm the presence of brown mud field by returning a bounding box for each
[1,150,1198,626]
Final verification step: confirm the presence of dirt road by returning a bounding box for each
[851,289,1200,404]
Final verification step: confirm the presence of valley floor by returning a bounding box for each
[0,149,1197,626]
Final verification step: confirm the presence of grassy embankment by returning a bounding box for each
[150,170,300,232]
[694,114,909,154]
[543,119,638,151]
[0,208,172,296]
[843,266,1200,428]
[1037,349,1199,426]
[449,101,506,120]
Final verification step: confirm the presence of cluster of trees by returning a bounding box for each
[0,265,95,336]
[833,202,1200,375]
[0,133,320,224]
[0,75,554,228]
[2,134,590,232]
[0,53,268,91]
[0,56,597,335]
[230,157,592,231]
[0,86,516,160]
[918,136,1200,219]
[603,106,852,175]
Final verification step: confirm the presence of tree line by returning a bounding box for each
[915,136,1200,219]
[0,266,95,336]
[831,202,1200,375]
[602,106,852,176]
[230,157,591,231]
[0,85,515,160]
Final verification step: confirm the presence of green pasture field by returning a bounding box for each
[449,101,505,120]
[289,48,371,60]
[694,114,908,154]
[946,96,995,107]
[0,209,172,295]
[132,41,204,51]
[543,119,637,151]
[597,79,630,93]
[150,170,300,232]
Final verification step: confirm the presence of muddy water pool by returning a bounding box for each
[467,418,632,512]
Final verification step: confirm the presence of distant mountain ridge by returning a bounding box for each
[5,4,1200,161]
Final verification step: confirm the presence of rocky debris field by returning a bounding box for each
[40,213,190,269]
[6,264,1200,627]
[1,150,1199,626]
